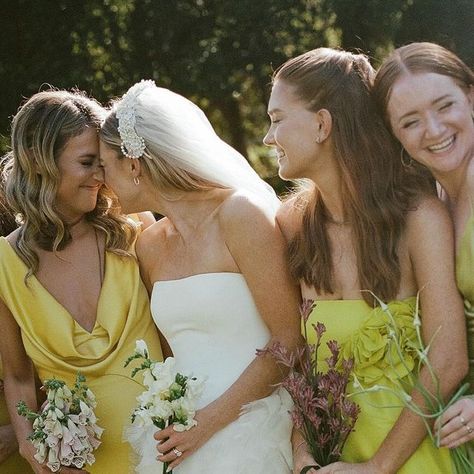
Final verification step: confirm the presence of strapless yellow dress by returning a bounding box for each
[304,298,453,473]
[0,238,163,473]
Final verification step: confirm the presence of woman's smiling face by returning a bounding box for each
[387,72,474,176]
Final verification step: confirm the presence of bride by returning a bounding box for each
[99,81,301,473]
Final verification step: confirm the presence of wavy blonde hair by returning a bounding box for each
[2,89,138,279]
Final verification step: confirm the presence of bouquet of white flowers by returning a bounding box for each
[124,340,205,474]
[17,373,103,472]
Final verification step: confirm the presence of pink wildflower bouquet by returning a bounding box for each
[260,300,359,473]
[17,373,103,472]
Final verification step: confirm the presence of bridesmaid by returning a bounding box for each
[0,89,162,473]
[373,42,474,451]
[264,47,467,473]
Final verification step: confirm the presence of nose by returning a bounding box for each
[263,126,275,147]
[93,163,104,183]
[425,113,446,139]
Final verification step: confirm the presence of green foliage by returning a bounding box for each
[1,0,472,192]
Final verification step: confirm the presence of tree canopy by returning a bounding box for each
[1,0,472,190]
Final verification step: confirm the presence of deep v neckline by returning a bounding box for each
[1,237,107,334]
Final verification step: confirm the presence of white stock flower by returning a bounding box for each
[150,399,173,420]
[185,376,205,401]
[142,369,155,388]
[132,408,154,427]
[135,340,149,358]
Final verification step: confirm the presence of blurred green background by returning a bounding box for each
[1,0,472,193]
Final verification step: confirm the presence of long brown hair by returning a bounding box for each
[373,42,474,128]
[274,48,433,304]
[2,89,138,279]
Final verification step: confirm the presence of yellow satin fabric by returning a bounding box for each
[0,238,163,473]
[456,212,474,391]
[304,299,453,473]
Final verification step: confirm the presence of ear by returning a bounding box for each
[129,159,142,180]
[314,109,333,143]
[468,84,474,109]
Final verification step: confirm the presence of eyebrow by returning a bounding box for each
[398,94,453,122]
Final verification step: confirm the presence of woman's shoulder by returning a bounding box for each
[407,194,450,225]
[135,217,168,259]
[276,195,305,242]
[217,189,277,226]
[405,195,452,247]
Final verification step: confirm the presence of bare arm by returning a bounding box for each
[0,300,89,473]
[156,195,302,468]
[0,424,18,464]
[319,198,468,473]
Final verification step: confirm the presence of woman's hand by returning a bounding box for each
[293,449,318,474]
[316,460,381,474]
[436,397,474,449]
[0,424,18,464]
[154,410,216,471]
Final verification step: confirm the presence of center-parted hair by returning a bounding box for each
[274,48,434,304]
[373,42,474,127]
[2,89,138,279]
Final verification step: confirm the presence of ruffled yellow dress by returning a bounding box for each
[0,360,33,473]
[0,238,163,473]
[305,298,453,473]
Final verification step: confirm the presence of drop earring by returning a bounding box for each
[400,147,413,168]
[133,177,140,186]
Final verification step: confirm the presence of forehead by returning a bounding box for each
[268,80,303,111]
[60,128,98,157]
[388,72,465,115]
[99,141,118,161]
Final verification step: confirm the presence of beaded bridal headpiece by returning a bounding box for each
[116,79,155,159]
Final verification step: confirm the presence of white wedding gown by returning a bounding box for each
[130,272,293,473]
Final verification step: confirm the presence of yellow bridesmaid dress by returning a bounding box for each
[456,210,474,458]
[0,360,33,473]
[305,298,453,473]
[456,211,474,391]
[0,237,163,474]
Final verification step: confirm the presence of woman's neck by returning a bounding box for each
[308,167,346,224]
[155,188,232,240]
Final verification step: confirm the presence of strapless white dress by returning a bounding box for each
[131,272,293,473]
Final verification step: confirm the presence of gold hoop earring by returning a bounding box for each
[400,147,413,168]
[133,177,140,186]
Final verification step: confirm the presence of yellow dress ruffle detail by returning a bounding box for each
[0,238,163,473]
[305,298,453,473]
[340,298,420,388]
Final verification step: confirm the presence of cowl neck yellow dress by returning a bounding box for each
[0,237,162,473]
[305,298,453,473]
